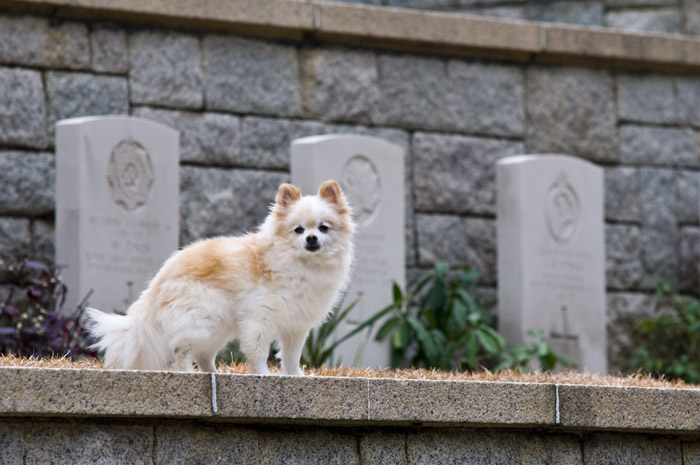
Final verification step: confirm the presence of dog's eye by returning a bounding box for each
[294,226,305,235]
[319,223,330,233]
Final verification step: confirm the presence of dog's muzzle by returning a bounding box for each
[305,235,320,252]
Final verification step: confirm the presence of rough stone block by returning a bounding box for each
[605,166,640,223]
[0,152,54,216]
[368,379,555,425]
[413,132,524,215]
[407,429,582,464]
[686,1,700,35]
[605,224,643,290]
[584,434,681,464]
[376,54,449,131]
[458,6,527,20]
[606,8,682,34]
[446,61,524,137]
[129,31,203,109]
[90,25,128,73]
[679,227,699,293]
[31,220,55,264]
[527,0,604,26]
[154,423,258,464]
[561,385,700,433]
[685,442,700,465]
[241,117,325,169]
[620,125,697,167]
[215,374,368,422]
[22,420,153,465]
[385,0,451,7]
[302,48,379,124]
[0,422,22,465]
[677,170,700,224]
[0,67,47,149]
[360,432,407,465]
[133,107,241,165]
[0,368,212,417]
[46,72,129,133]
[606,291,658,372]
[617,74,678,124]
[0,15,89,69]
[640,167,678,288]
[0,217,30,262]
[525,67,616,162]
[179,167,288,245]
[416,214,496,285]
[258,429,359,465]
[205,35,301,116]
[678,77,700,127]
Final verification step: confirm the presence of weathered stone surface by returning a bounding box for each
[604,166,640,222]
[376,54,449,131]
[446,61,524,137]
[606,9,682,33]
[155,423,258,464]
[617,74,678,124]
[527,0,604,26]
[0,15,89,69]
[46,72,129,130]
[360,432,407,465]
[562,386,700,433]
[179,167,288,245]
[22,421,153,465]
[679,227,699,293]
[585,434,681,464]
[133,107,241,165]
[0,368,211,417]
[407,429,582,464]
[620,125,697,167]
[677,170,700,224]
[678,77,700,127]
[606,224,643,290]
[458,6,527,19]
[525,67,616,162]
[686,1,700,35]
[302,48,379,124]
[684,442,700,465]
[216,374,368,422]
[640,168,678,288]
[241,117,325,169]
[0,423,22,465]
[31,220,54,264]
[413,132,524,214]
[0,152,54,216]
[369,379,555,425]
[0,217,30,261]
[385,0,451,7]
[129,31,203,109]
[415,214,496,285]
[0,67,46,149]
[205,35,301,116]
[90,25,128,73]
[258,429,359,465]
[606,0,676,6]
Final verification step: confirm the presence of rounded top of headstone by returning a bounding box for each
[291,133,404,159]
[55,115,179,139]
[497,154,601,173]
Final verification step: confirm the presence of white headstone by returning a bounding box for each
[291,134,405,368]
[497,154,606,373]
[55,116,179,313]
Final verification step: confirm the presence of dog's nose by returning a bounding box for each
[306,235,318,245]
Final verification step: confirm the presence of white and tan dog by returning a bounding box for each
[87,180,355,375]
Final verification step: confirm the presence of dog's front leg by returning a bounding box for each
[280,331,308,376]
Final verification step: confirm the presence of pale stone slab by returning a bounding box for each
[497,155,606,373]
[291,134,405,368]
[55,116,179,312]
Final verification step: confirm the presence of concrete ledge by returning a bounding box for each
[1,0,700,71]
[3,367,700,436]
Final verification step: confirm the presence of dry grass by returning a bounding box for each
[0,354,694,389]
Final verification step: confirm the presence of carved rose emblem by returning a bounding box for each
[106,138,154,212]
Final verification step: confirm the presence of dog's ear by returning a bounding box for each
[276,183,301,208]
[318,180,343,205]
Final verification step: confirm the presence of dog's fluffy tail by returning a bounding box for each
[86,306,169,370]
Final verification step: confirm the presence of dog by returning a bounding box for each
[87,180,355,375]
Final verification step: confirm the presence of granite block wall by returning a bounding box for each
[1,10,699,370]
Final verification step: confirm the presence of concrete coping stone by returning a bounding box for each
[3,367,700,435]
[2,0,700,71]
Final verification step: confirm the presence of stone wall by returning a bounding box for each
[1,0,700,370]
[331,0,700,35]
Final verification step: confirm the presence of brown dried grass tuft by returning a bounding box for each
[0,355,694,389]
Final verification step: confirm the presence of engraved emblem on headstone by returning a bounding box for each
[106,138,154,212]
[341,155,381,227]
[545,173,580,245]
